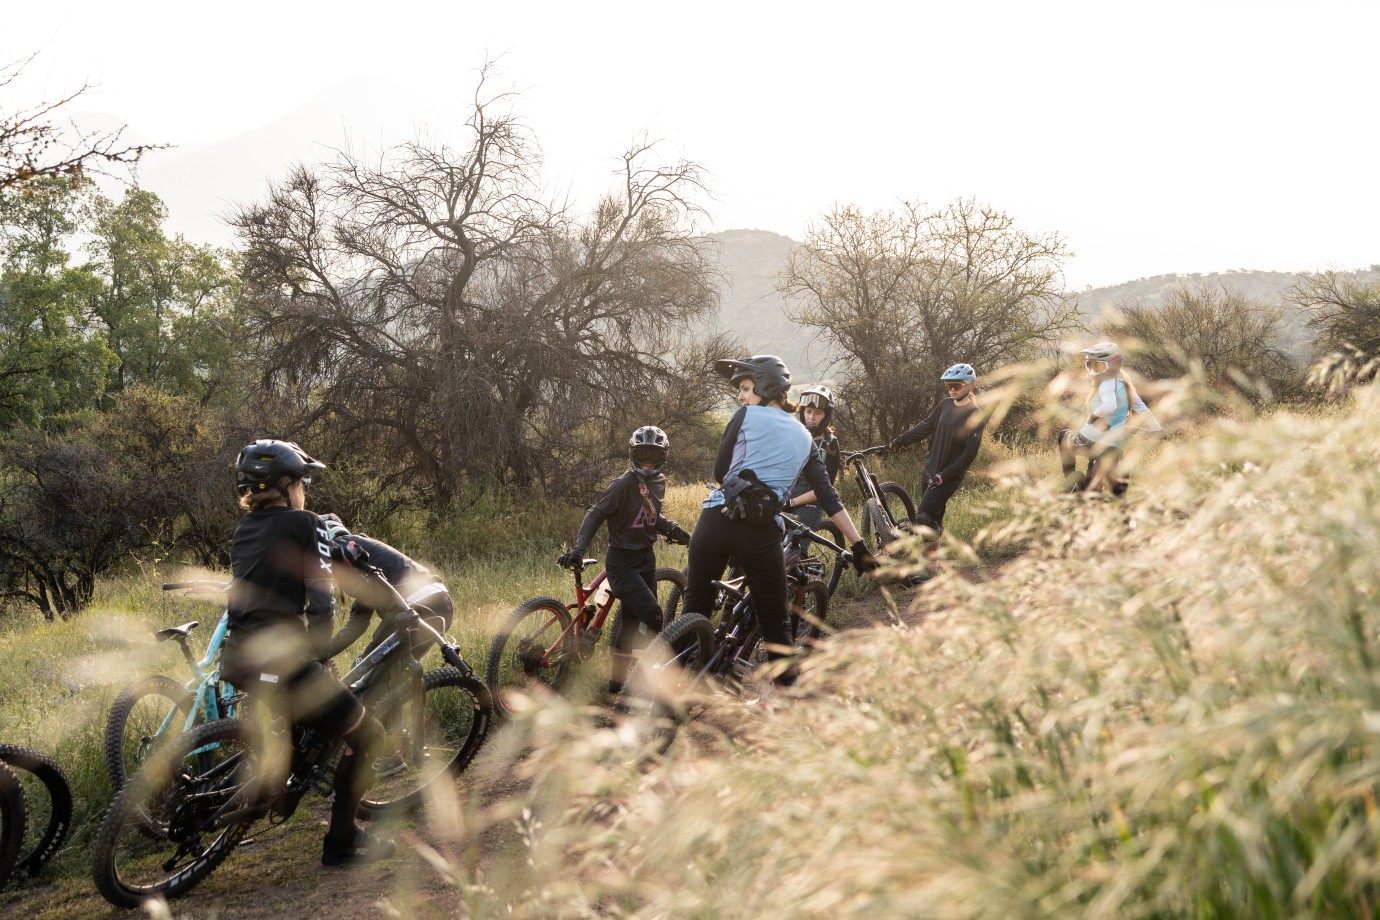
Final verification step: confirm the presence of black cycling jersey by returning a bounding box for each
[227,506,334,658]
[328,534,449,658]
[572,469,681,554]
[893,399,986,482]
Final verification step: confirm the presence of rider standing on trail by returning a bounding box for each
[556,426,693,700]
[783,384,842,529]
[222,439,394,868]
[680,356,878,686]
[884,363,987,577]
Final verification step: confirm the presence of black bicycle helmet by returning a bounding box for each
[714,354,792,402]
[234,439,325,495]
[629,426,670,480]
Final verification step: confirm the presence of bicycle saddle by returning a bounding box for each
[155,621,200,642]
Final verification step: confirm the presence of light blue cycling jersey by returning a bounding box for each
[703,405,815,510]
[1078,378,1131,447]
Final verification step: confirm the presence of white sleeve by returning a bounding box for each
[1129,394,1162,432]
[1089,380,1119,418]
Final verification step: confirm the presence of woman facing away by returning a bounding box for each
[678,355,879,686]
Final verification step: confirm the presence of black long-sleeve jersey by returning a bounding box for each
[227,506,334,657]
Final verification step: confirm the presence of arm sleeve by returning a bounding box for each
[1089,380,1121,419]
[572,479,623,552]
[939,414,986,482]
[303,517,335,659]
[327,601,373,658]
[713,407,747,483]
[893,403,941,447]
[801,454,845,516]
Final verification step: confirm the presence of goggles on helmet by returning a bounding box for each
[799,392,831,409]
[1085,357,1109,374]
[631,445,667,466]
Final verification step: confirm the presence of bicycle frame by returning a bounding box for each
[151,583,239,751]
[698,519,845,690]
[524,559,621,670]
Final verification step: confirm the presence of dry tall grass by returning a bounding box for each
[432,381,1380,918]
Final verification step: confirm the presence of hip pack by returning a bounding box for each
[720,469,782,523]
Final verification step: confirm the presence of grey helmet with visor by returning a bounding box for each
[629,425,670,481]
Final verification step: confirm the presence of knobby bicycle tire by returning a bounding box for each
[358,667,493,818]
[617,612,716,758]
[878,482,916,533]
[91,717,256,910]
[0,744,73,877]
[485,596,575,719]
[797,521,847,596]
[104,674,194,796]
[0,761,26,893]
[650,566,687,624]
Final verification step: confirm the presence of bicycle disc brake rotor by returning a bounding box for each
[515,637,548,675]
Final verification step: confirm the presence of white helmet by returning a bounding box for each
[940,363,976,383]
[1079,342,1123,375]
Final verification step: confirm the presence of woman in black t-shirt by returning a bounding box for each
[224,439,394,868]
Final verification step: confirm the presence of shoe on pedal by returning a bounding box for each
[372,754,407,778]
[322,828,396,867]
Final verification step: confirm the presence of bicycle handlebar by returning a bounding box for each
[779,513,852,561]
[840,446,888,461]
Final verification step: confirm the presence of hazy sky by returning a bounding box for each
[5,0,1377,288]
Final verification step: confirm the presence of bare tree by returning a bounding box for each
[1286,267,1380,374]
[779,198,1078,442]
[1103,282,1300,400]
[1,54,160,194]
[232,72,723,505]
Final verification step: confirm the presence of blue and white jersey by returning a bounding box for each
[703,406,818,511]
[1078,378,1131,447]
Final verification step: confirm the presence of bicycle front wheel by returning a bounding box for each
[104,674,194,796]
[0,761,26,893]
[798,521,847,596]
[653,566,687,624]
[879,482,916,532]
[91,718,256,910]
[359,667,492,818]
[0,744,73,877]
[485,597,576,718]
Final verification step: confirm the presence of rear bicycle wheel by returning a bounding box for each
[0,761,26,893]
[788,579,831,652]
[91,718,256,909]
[485,596,577,718]
[879,482,916,533]
[359,668,493,818]
[0,745,73,877]
[104,674,194,795]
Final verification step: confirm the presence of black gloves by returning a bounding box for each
[665,523,692,546]
[329,537,370,568]
[850,540,881,575]
[557,550,585,570]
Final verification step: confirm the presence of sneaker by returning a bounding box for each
[901,570,934,587]
[322,828,396,867]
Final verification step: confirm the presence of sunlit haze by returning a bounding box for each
[5,0,1376,288]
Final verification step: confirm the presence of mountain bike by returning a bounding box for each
[0,745,73,885]
[104,581,239,798]
[91,562,493,910]
[485,559,687,718]
[620,515,843,752]
[842,447,915,554]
